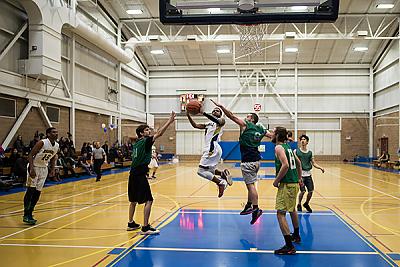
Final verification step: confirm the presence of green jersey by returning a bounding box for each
[131,137,153,169]
[239,121,266,162]
[275,143,298,183]
[295,149,313,171]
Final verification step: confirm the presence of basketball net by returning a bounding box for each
[237,24,267,55]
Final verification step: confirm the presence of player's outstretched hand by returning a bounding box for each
[210,99,223,108]
[169,111,176,121]
[321,168,325,173]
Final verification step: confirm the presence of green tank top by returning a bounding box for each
[131,137,152,168]
[275,143,299,183]
[295,149,313,171]
[239,121,265,148]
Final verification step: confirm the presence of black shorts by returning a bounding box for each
[128,165,153,204]
[300,176,314,192]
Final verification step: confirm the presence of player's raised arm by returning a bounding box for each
[210,99,246,129]
[187,111,206,129]
[153,111,176,141]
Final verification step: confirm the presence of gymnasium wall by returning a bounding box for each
[373,39,400,157]
[0,1,147,149]
[153,118,177,155]
[149,67,370,159]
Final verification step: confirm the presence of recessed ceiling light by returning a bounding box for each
[353,46,368,52]
[290,6,308,11]
[217,48,231,54]
[376,3,395,8]
[126,9,143,15]
[150,49,164,55]
[285,47,298,53]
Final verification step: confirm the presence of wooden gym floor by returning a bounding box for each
[0,162,399,266]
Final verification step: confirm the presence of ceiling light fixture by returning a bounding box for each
[126,9,143,15]
[290,6,308,11]
[376,0,395,9]
[150,49,164,55]
[285,47,298,53]
[217,48,231,54]
[353,46,368,52]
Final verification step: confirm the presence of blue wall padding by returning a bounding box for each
[220,141,298,161]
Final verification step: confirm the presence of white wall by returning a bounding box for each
[374,40,399,113]
[0,1,147,125]
[149,65,369,155]
[373,39,400,148]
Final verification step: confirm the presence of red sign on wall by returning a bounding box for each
[254,103,261,112]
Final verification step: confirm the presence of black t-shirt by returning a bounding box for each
[240,144,261,162]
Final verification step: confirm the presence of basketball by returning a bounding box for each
[186,100,202,114]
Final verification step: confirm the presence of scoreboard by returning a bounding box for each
[179,93,204,112]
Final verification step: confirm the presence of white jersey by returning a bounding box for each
[33,138,59,167]
[203,122,223,154]
[151,145,157,158]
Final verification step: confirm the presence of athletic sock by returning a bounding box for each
[284,235,293,247]
[29,189,41,215]
[23,187,35,216]
[294,227,299,236]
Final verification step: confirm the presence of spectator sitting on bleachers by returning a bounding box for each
[29,132,40,152]
[13,151,28,183]
[13,135,24,153]
[377,151,390,167]
[57,151,77,178]
[8,148,20,165]
[77,152,94,175]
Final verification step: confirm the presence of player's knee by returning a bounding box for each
[197,168,213,181]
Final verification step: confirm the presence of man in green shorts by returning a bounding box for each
[271,126,303,255]
[211,99,271,225]
[295,134,325,213]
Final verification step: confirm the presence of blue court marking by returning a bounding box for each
[232,174,275,181]
[352,163,400,174]
[108,248,125,255]
[388,254,400,261]
[0,162,172,196]
[109,209,396,267]
[233,162,275,168]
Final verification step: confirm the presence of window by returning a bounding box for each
[46,106,60,123]
[0,97,16,118]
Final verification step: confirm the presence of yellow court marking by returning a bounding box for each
[360,195,400,237]
[32,204,119,240]
[47,192,181,267]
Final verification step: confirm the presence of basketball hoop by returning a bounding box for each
[237,24,267,55]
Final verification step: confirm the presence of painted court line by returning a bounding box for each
[0,243,116,249]
[133,246,379,255]
[180,211,334,216]
[328,171,400,201]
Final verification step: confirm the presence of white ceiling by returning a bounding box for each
[98,0,400,66]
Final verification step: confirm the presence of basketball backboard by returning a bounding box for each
[159,0,339,25]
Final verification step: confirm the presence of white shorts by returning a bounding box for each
[199,143,222,167]
[148,158,159,169]
[26,165,48,191]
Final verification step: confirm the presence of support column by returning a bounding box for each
[117,23,122,145]
[69,34,76,146]
[217,66,221,102]
[294,64,298,141]
[369,67,374,158]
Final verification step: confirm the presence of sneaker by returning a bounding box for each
[218,180,228,198]
[221,169,233,186]
[303,203,312,213]
[291,233,301,243]
[23,215,37,225]
[274,245,296,255]
[297,204,302,212]
[141,225,160,235]
[96,178,101,182]
[127,221,141,231]
[250,209,263,224]
[240,205,253,215]
[151,175,156,179]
